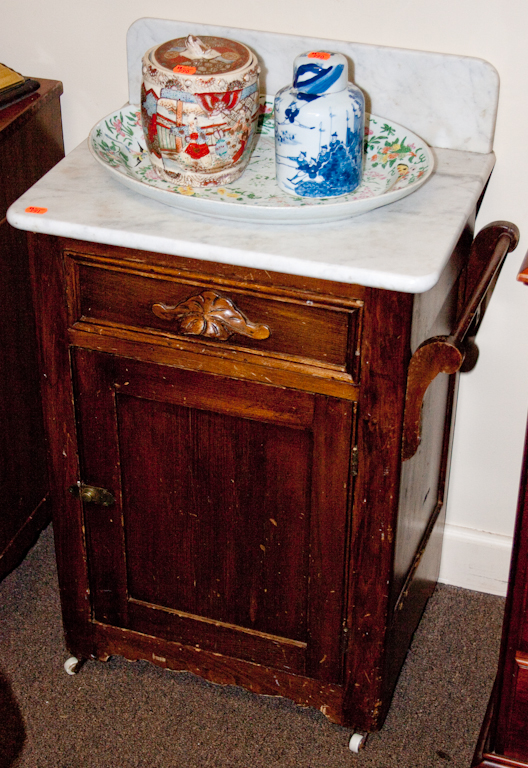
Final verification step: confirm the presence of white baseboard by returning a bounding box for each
[438,523,513,596]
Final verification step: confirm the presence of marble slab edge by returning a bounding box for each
[7,128,495,297]
[7,201,439,294]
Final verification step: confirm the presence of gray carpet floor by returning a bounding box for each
[0,525,505,768]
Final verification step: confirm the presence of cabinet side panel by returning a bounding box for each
[0,221,48,560]
[0,81,64,213]
[393,251,462,601]
[383,258,461,722]
[0,81,64,579]
[393,371,452,597]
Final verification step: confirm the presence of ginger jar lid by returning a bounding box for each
[292,51,348,95]
[150,35,255,79]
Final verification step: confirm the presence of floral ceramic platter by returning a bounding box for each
[88,98,434,223]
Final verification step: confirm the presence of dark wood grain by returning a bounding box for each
[71,347,352,683]
[0,79,63,580]
[92,621,347,725]
[474,418,528,768]
[27,234,93,656]
[473,244,528,766]
[28,211,504,731]
[342,285,414,730]
[64,250,362,376]
[0,79,64,213]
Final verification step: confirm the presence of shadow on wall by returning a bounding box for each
[0,669,26,767]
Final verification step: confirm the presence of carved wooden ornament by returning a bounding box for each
[152,290,270,341]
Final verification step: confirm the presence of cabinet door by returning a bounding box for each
[72,348,354,684]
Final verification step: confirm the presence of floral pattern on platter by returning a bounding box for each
[89,97,433,216]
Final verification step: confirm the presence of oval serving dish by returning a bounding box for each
[89,99,434,224]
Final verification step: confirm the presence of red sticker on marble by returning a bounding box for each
[25,206,48,214]
[308,52,331,60]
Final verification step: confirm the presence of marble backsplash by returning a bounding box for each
[128,18,499,155]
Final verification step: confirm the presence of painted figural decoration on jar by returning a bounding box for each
[274,51,365,197]
[141,35,260,187]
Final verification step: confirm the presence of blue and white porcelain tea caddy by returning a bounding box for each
[274,51,365,198]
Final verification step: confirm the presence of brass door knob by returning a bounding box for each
[68,483,115,507]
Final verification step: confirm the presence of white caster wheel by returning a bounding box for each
[349,732,367,753]
[64,656,81,675]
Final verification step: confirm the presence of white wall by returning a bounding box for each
[3,0,528,596]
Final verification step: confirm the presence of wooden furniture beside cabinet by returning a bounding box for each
[0,79,64,580]
[473,252,528,768]
[22,219,518,738]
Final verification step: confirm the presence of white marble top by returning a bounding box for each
[7,20,498,294]
[128,19,499,154]
[7,138,494,294]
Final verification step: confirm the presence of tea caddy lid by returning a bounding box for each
[292,51,348,95]
[150,35,255,78]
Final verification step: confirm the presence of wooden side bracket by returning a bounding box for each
[402,221,520,461]
[401,337,464,461]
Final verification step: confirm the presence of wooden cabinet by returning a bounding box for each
[28,221,517,734]
[473,254,528,768]
[73,347,352,681]
[0,79,64,579]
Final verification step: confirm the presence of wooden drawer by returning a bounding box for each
[64,251,363,380]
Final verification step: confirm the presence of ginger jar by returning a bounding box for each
[141,35,260,187]
[274,51,364,197]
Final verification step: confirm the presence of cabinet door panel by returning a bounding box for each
[72,348,353,682]
[119,397,311,637]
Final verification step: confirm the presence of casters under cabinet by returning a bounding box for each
[349,733,367,753]
[63,656,82,676]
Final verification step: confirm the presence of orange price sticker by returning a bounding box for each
[173,65,197,75]
[25,206,48,214]
[307,51,331,60]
